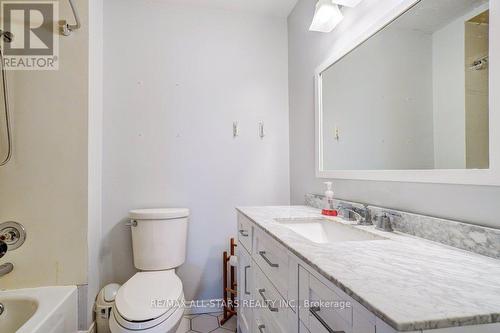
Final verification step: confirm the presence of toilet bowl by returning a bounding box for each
[110,208,189,333]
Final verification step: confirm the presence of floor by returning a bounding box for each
[176,312,237,333]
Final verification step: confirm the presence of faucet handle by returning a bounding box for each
[373,213,391,232]
[374,210,401,220]
[374,211,400,232]
[336,203,345,210]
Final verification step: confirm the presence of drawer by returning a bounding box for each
[253,228,289,299]
[299,267,353,333]
[253,263,290,333]
[238,214,253,253]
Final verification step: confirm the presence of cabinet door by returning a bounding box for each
[352,308,375,333]
[238,246,253,333]
[302,274,352,333]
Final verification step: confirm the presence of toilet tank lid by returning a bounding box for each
[129,208,189,220]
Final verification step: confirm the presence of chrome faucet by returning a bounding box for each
[337,204,372,225]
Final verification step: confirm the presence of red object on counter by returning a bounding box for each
[322,209,338,216]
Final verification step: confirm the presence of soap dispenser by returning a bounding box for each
[322,182,338,216]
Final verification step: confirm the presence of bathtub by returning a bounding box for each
[0,286,77,333]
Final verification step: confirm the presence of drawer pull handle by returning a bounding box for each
[258,324,266,333]
[310,307,345,333]
[244,265,251,295]
[258,288,278,312]
[259,251,279,268]
[239,229,249,237]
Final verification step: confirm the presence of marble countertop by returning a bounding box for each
[236,206,500,332]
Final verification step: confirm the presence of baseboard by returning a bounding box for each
[184,299,224,315]
[78,321,96,333]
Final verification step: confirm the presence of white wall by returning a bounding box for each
[288,0,500,228]
[322,27,434,170]
[103,0,290,302]
[0,0,89,288]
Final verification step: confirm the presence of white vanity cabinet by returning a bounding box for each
[236,212,500,333]
[237,212,379,333]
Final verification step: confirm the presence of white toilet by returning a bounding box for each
[109,208,189,333]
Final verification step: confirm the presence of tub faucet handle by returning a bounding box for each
[0,262,14,277]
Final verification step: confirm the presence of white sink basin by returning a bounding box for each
[275,218,387,244]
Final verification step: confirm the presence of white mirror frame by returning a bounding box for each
[315,0,500,185]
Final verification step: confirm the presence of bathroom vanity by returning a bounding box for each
[236,206,500,333]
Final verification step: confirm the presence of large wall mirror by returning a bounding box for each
[316,0,499,185]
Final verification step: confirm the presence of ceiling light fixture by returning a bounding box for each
[309,0,343,33]
[309,0,364,33]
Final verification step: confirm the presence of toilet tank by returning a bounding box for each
[128,208,189,271]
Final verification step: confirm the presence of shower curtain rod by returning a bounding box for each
[62,0,81,36]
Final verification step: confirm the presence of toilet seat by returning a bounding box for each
[110,302,184,333]
[111,270,184,331]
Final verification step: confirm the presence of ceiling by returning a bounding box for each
[161,0,299,18]
[469,10,489,24]
[392,0,488,33]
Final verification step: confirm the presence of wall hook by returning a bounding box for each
[259,121,265,139]
[233,121,239,138]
